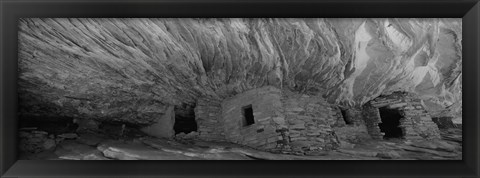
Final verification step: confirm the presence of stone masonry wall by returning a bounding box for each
[331,107,347,127]
[280,91,339,154]
[221,86,285,150]
[221,87,343,154]
[366,92,441,140]
[362,104,385,139]
[333,108,371,148]
[194,97,226,141]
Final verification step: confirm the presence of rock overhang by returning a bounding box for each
[18,18,462,124]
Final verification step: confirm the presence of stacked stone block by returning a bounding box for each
[221,86,284,150]
[19,130,56,153]
[333,108,371,146]
[361,105,384,139]
[195,88,440,155]
[401,98,441,139]
[194,97,226,141]
[281,92,339,154]
[218,86,344,154]
[365,92,441,140]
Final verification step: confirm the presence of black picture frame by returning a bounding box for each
[1,0,479,177]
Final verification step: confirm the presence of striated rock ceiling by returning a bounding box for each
[18,18,462,124]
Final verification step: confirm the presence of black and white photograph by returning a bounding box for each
[17,18,462,160]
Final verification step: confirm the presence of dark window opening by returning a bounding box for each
[174,104,198,134]
[340,109,353,125]
[378,107,404,139]
[242,105,255,126]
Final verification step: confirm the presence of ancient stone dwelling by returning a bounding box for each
[362,92,441,140]
[141,86,441,155]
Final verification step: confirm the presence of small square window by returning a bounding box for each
[242,105,255,126]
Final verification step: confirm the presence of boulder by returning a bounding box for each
[55,140,108,160]
[376,151,401,159]
[432,117,457,129]
[140,106,176,138]
[42,139,56,150]
[98,141,197,160]
[58,133,78,139]
[183,131,199,139]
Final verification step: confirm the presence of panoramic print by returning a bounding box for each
[18,18,462,160]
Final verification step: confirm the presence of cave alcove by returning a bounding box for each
[19,115,77,134]
[378,107,404,139]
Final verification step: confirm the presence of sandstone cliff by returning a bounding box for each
[18,18,462,124]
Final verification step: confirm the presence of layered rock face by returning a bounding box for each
[18,18,462,124]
